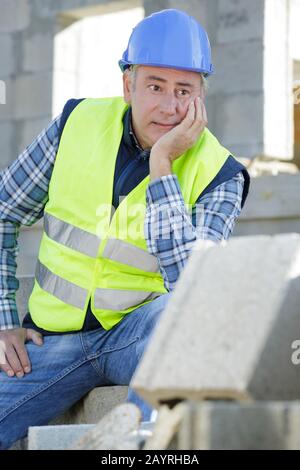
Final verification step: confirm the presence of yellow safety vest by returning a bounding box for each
[28,97,231,332]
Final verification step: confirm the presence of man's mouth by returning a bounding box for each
[152,122,178,128]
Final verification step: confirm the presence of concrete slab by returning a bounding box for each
[132,234,300,406]
[28,424,94,450]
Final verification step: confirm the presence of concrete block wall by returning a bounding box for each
[145,0,294,161]
[1,0,298,169]
[1,0,299,276]
[235,173,300,236]
[177,401,300,450]
[0,0,141,170]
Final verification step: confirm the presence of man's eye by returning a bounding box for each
[177,89,189,96]
[149,85,161,92]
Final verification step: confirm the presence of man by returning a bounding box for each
[0,9,250,449]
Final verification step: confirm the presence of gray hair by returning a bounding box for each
[125,64,209,93]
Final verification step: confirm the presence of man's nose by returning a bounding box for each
[159,93,178,115]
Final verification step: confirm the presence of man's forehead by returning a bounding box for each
[137,65,201,86]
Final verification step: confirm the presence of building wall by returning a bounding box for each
[0,0,299,278]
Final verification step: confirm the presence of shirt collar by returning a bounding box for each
[123,107,151,161]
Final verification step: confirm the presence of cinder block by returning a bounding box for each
[0,79,13,121]
[177,401,300,450]
[166,0,218,43]
[0,34,16,77]
[234,173,300,236]
[17,116,51,155]
[214,91,263,148]
[16,276,35,322]
[14,73,52,120]
[28,424,94,450]
[0,0,30,33]
[0,121,14,169]
[220,142,263,161]
[217,0,264,43]
[132,234,300,407]
[52,386,129,425]
[23,33,54,73]
[210,40,262,94]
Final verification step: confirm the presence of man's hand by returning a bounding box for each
[150,96,207,180]
[0,328,43,378]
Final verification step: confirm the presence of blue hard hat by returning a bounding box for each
[119,9,214,75]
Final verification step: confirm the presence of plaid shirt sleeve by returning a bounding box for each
[145,171,245,291]
[0,115,61,330]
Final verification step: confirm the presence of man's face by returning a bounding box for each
[123,65,204,150]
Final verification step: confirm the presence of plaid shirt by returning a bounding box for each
[0,114,244,330]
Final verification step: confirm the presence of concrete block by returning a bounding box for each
[52,385,129,425]
[210,40,263,95]
[177,401,300,450]
[143,0,169,16]
[0,34,16,78]
[28,419,153,450]
[234,173,300,236]
[0,79,13,121]
[235,219,300,238]
[222,142,263,161]
[132,234,300,407]
[28,424,94,450]
[16,276,35,322]
[14,73,52,120]
[0,121,14,169]
[23,33,54,73]
[17,116,51,155]
[217,0,264,43]
[239,174,300,220]
[0,0,30,33]
[214,92,263,149]
[167,0,218,44]
[72,403,141,450]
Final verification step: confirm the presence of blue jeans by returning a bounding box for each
[0,293,171,450]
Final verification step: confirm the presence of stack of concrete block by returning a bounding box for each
[131,234,300,449]
[177,401,300,450]
[235,173,300,236]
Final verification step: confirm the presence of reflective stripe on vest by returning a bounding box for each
[44,212,158,273]
[102,238,159,272]
[35,260,88,309]
[41,213,160,310]
[94,288,161,311]
[44,212,101,258]
[36,259,159,312]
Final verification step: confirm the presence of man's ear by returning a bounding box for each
[200,85,206,101]
[123,70,132,104]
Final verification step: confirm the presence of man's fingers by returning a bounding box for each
[201,98,208,124]
[189,97,207,135]
[5,345,24,377]
[0,363,15,377]
[25,328,43,346]
[12,340,31,374]
[180,100,196,129]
